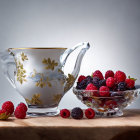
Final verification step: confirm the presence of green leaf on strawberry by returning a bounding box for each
[128,76,137,81]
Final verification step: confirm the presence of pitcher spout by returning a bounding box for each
[61,42,90,92]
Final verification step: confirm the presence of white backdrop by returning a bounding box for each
[0,0,140,109]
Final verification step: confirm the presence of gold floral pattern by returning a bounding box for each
[58,68,64,74]
[35,74,46,88]
[25,93,42,105]
[42,58,58,70]
[21,52,28,61]
[46,77,52,87]
[16,61,27,84]
[53,94,62,104]
[64,74,75,92]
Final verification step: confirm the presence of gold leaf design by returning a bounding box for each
[25,93,42,105]
[0,112,10,120]
[21,52,28,61]
[58,68,64,74]
[42,58,58,70]
[35,74,46,88]
[16,60,27,84]
[64,74,75,92]
[31,69,37,78]
[53,94,62,104]
[46,77,52,87]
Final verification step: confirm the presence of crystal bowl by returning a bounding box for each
[73,87,140,117]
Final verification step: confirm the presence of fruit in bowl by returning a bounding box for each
[73,70,140,117]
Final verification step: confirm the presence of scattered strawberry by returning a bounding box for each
[114,71,126,83]
[105,70,114,79]
[106,77,115,88]
[14,106,26,119]
[86,83,97,90]
[125,79,135,89]
[2,101,14,115]
[17,102,27,112]
[85,108,95,119]
[99,86,110,97]
[0,109,10,120]
[60,109,70,118]
[92,70,104,80]
[78,75,86,83]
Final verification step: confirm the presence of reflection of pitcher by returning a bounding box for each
[0,42,90,116]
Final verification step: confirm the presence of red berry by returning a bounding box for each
[86,83,98,90]
[60,109,70,118]
[99,86,110,97]
[106,77,115,88]
[0,109,10,120]
[17,102,28,112]
[85,108,95,119]
[92,70,104,80]
[125,79,135,89]
[14,106,26,119]
[2,101,14,115]
[78,75,86,83]
[105,100,117,109]
[114,71,126,83]
[105,70,114,79]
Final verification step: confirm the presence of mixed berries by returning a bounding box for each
[60,108,95,119]
[76,70,136,93]
[0,101,27,120]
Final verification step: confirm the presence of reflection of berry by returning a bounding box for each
[14,106,26,119]
[60,109,70,118]
[78,75,86,83]
[99,86,110,97]
[118,82,126,91]
[125,79,135,89]
[105,100,117,109]
[2,101,14,115]
[92,70,104,80]
[105,70,114,79]
[106,77,115,88]
[99,79,106,87]
[85,108,95,119]
[86,83,97,90]
[114,71,126,83]
[18,103,28,112]
[71,107,83,119]
[93,77,100,88]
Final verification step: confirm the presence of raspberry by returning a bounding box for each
[105,70,114,79]
[71,107,83,119]
[92,70,104,80]
[125,79,135,89]
[78,75,86,83]
[86,83,97,90]
[0,109,10,120]
[85,108,95,119]
[14,106,26,119]
[2,101,14,115]
[60,109,70,118]
[106,77,115,88]
[17,102,28,112]
[105,100,117,109]
[99,86,110,97]
[118,82,126,91]
[114,71,126,83]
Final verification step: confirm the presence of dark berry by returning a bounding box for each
[86,76,93,82]
[118,82,126,91]
[76,79,88,89]
[92,77,100,89]
[99,79,106,87]
[71,107,83,119]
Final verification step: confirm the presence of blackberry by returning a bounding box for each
[92,77,100,89]
[99,79,106,87]
[71,107,83,119]
[118,82,126,91]
[86,76,93,83]
[76,79,88,89]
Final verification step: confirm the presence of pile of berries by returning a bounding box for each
[76,70,136,97]
[0,101,27,120]
[60,107,95,119]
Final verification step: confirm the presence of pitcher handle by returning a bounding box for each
[0,51,16,88]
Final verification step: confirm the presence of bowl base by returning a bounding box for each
[95,109,123,117]
[27,106,60,117]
